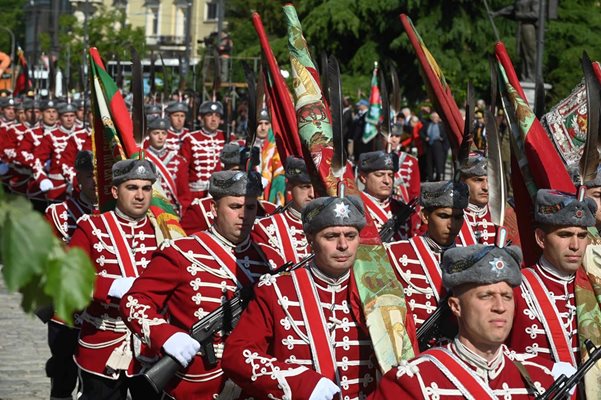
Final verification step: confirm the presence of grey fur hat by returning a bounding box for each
[285,156,311,184]
[442,244,522,289]
[74,150,94,172]
[420,180,469,209]
[302,196,366,235]
[258,109,270,122]
[358,151,399,173]
[165,101,188,114]
[199,100,224,116]
[40,99,58,111]
[0,97,15,107]
[534,189,597,227]
[219,143,259,168]
[58,103,78,115]
[209,170,263,198]
[145,104,162,115]
[112,159,157,186]
[147,117,170,131]
[459,152,487,177]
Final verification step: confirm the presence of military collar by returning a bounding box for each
[59,125,74,135]
[148,145,167,158]
[466,202,488,218]
[286,206,302,222]
[537,256,575,283]
[208,226,251,252]
[114,207,148,225]
[452,338,505,382]
[309,262,350,289]
[422,233,455,254]
[364,191,390,208]
[201,128,218,137]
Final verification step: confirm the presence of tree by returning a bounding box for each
[0,0,27,67]
[56,6,147,92]
[225,0,601,108]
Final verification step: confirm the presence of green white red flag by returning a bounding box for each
[362,64,382,144]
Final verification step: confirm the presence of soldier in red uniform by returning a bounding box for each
[358,150,415,240]
[0,96,18,128]
[32,102,80,201]
[143,117,191,214]
[60,106,92,191]
[386,180,468,330]
[252,156,314,262]
[120,170,284,399]
[222,195,380,400]
[508,189,596,374]
[44,150,97,400]
[372,241,566,399]
[180,100,229,198]
[388,124,421,203]
[159,101,188,153]
[70,158,161,399]
[456,152,498,246]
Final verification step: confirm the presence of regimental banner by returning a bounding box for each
[362,64,381,144]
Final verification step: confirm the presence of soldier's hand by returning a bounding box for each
[40,178,54,192]
[108,277,136,299]
[163,332,201,368]
[309,377,340,400]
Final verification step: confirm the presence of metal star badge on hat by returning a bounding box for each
[334,202,351,219]
[489,257,505,271]
[136,165,147,175]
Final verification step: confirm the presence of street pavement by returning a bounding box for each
[0,276,50,400]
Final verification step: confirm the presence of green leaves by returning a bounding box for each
[0,187,95,325]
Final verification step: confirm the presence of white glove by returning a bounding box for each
[551,361,577,395]
[0,162,9,175]
[163,332,201,368]
[309,378,340,400]
[108,277,136,299]
[40,178,54,192]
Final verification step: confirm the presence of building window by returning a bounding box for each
[205,1,217,21]
[175,6,185,38]
[146,6,160,37]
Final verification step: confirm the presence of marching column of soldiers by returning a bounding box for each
[2,24,601,400]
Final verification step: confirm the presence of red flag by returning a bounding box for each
[400,14,463,153]
[252,12,302,161]
[495,42,576,265]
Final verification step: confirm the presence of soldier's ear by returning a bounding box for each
[448,296,461,318]
[419,208,429,225]
[111,186,118,200]
[534,227,546,249]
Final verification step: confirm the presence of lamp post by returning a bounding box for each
[0,27,16,89]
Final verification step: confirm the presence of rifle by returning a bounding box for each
[143,254,315,392]
[415,294,454,351]
[379,198,418,243]
[537,339,601,400]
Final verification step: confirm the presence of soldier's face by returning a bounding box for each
[309,226,360,278]
[256,120,271,139]
[202,112,221,131]
[148,129,167,149]
[463,175,489,207]
[170,112,186,130]
[586,187,601,227]
[289,183,314,211]
[211,195,257,244]
[3,106,15,120]
[77,169,97,203]
[449,281,514,351]
[388,135,401,148]
[535,226,589,274]
[60,112,76,130]
[111,179,153,219]
[360,170,394,201]
[421,207,464,246]
[43,108,58,125]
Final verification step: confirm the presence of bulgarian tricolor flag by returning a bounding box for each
[283,3,417,374]
[362,63,382,144]
[88,47,184,240]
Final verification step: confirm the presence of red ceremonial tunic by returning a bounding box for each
[69,210,159,379]
[180,129,229,197]
[394,151,421,203]
[58,127,91,187]
[370,341,555,399]
[360,192,413,241]
[385,236,447,330]
[0,123,33,193]
[167,127,189,153]
[45,193,95,326]
[251,207,311,263]
[120,228,284,399]
[145,146,191,213]
[459,203,497,246]
[508,260,579,366]
[32,125,75,200]
[221,265,379,400]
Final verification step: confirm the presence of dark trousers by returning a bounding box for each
[426,140,445,181]
[78,370,162,400]
[46,321,79,398]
